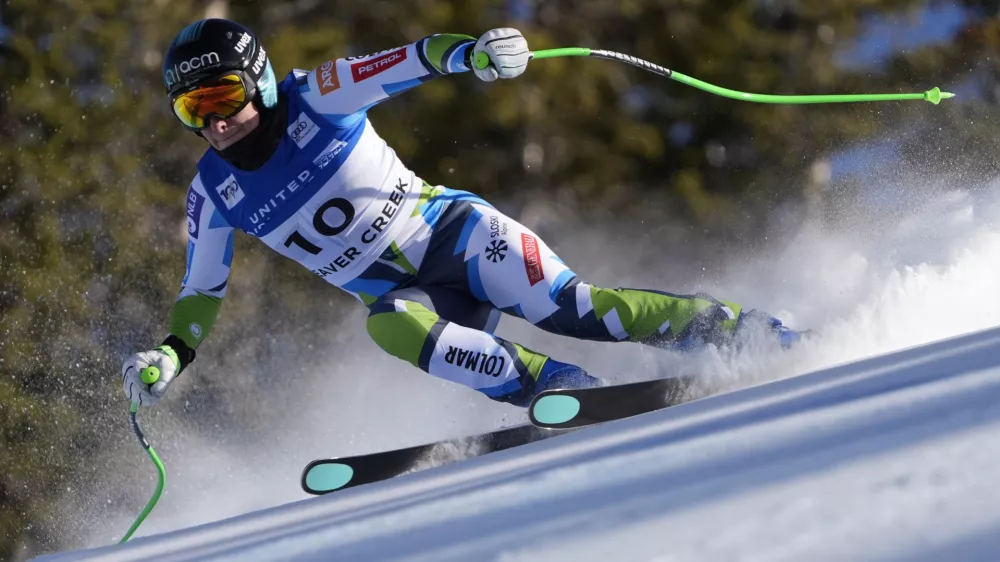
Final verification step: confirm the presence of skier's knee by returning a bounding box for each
[366,299,441,368]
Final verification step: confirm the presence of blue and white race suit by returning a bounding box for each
[172,34,775,405]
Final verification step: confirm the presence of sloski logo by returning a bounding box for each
[287,112,319,148]
[317,59,340,95]
[521,233,544,286]
[186,189,205,239]
[215,175,245,209]
[485,240,507,263]
[350,48,407,82]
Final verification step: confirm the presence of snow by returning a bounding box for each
[34,175,1000,561]
[37,325,1000,561]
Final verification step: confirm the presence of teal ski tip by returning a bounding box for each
[532,395,581,425]
[304,463,354,493]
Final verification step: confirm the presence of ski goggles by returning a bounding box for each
[170,72,255,130]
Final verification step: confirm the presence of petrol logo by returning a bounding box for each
[350,48,407,82]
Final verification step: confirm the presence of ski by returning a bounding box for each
[528,376,692,429]
[301,423,573,495]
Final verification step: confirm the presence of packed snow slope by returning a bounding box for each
[41,325,1000,561]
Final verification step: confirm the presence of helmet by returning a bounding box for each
[163,18,277,110]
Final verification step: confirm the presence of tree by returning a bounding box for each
[2,0,997,557]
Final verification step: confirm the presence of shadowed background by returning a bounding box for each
[3,0,1000,559]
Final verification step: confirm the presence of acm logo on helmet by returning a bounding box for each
[164,52,221,88]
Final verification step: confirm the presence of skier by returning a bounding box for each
[122,18,800,408]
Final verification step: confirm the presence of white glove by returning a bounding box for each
[472,28,530,82]
[121,346,180,407]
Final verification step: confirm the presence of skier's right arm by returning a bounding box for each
[298,30,530,120]
[122,175,234,406]
[298,33,476,123]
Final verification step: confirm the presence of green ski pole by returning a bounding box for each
[474,47,954,105]
[119,366,166,543]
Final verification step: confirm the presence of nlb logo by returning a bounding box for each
[186,189,205,239]
[164,52,220,87]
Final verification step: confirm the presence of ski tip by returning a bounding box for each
[302,461,354,495]
[530,394,581,427]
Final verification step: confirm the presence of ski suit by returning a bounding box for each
[174,34,751,405]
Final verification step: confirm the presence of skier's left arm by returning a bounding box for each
[299,29,530,119]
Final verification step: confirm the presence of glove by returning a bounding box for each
[121,345,180,407]
[471,28,530,82]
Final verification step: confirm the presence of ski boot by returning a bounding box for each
[500,358,600,408]
[664,307,806,352]
[536,358,601,392]
[734,309,806,349]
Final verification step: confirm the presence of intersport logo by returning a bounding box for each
[521,233,544,286]
[350,48,407,82]
[164,52,220,87]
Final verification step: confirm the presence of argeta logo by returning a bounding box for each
[164,52,221,87]
[189,323,203,340]
[350,48,407,82]
[287,112,319,148]
[215,175,244,209]
[317,59,340,95]
[485,239,508,263]
[521,233,544,286]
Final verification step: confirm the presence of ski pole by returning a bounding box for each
[473,47,954,105]
[119,366,166,543]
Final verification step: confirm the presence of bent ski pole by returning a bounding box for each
[474,48,954,105]
[120,366,166,543]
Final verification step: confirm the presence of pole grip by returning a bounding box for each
[140,366,160,384]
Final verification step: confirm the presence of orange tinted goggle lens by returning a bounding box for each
[171,74,248,129]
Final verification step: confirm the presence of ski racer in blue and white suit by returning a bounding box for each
[122,19,801,408]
